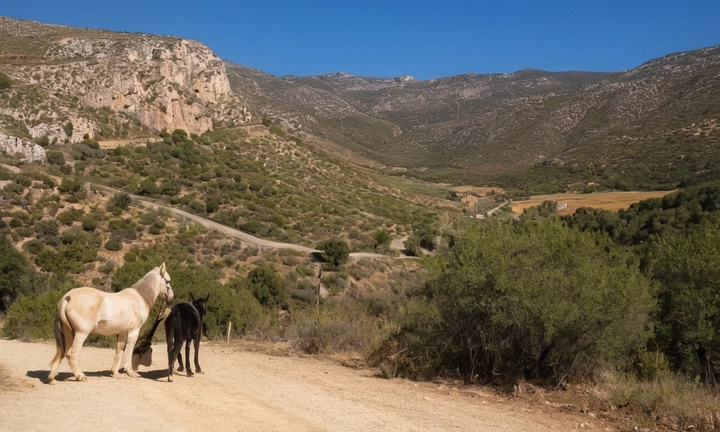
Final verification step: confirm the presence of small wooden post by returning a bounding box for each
[226,322,232,343]
[316,268,323,314]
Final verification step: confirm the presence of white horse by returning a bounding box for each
[47,263,174,383]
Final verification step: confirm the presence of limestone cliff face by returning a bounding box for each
[0,17,250,142]
[0,133,45,163]
[41,36,242,135]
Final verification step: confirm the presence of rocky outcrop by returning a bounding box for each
[0,17,251,141]
[42,37,241,134]
[0,133,45,163]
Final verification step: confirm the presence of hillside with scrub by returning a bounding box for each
[1,16,720,430]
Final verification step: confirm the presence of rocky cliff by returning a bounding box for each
[0,16,251,143]
[0,132,45,163]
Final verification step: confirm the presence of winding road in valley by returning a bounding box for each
[93,185,396,259]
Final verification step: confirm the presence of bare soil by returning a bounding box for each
[0,338,613,431]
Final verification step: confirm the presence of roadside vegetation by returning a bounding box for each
[2,129,720,429]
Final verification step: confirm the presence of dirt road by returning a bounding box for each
[0,338,609,431]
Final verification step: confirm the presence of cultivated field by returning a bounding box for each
[510,190,677,216]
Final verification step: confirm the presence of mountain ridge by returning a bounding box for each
[2,16,720,193]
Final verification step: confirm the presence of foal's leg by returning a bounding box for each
[176,352,184,371]
[193,334,202,374]
[168,339,184,382]
[66,331,90,382]
[184,340,194,377]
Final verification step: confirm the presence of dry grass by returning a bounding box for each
[511,190,677,216]
[450,185,505,196]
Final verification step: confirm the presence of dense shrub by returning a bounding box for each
[46,151,65,166]
[247,264,286,307]
[0,236,36,311]
[0,71,13,90]
[105,238,122,251]
[316,237,350,268]
[82,216,97,231]
[385,220,655,384]
[34,219,59,237]
[648,220,720,382]
[2,290,65,339]
[107,192,131,214]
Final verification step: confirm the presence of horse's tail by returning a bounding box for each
[47,295,73,383]
[49,296,71,366]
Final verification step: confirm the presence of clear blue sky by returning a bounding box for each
[3,1,720,80]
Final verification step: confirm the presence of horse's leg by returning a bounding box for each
[111,331,128,378]
[193,333,202,374]
[184,339,193,377]
[66,331,89,382]
[121,328,141,378]
[166,329,175,382]
[177,352,184,371]
[168,338,184,382]
[48,319,73,384]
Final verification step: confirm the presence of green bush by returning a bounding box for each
[2,290,65,339]
[0,71,13,90]
[22,239,45,255]
[34,219,59,237]
[386,220,655,384]
[57,177,83,194]
[105,238,122,251]
[82,216,97,231]
[63,121,73,138]
[649,220,720,382]
[0,236,36,311]
[247,264,286,307]
[374,229,392,250]
[316,237,350,268]
[107,192,131,213]
[46,151,65,166]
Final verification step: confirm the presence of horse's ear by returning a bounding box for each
[160,262,166,275]
[190,291,195,302]
[205,293,210,303]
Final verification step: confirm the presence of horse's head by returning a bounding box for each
[159,262,174,302]
[190,292,209,318]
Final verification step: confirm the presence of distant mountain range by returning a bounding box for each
[2,16,720,193]
[226,46,720,192]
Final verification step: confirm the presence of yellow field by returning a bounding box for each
[511,190,677,216]
[450,185,505,196]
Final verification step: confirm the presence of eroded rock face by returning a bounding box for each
[0,133,46,163]
[0,17,250,141]
[42,37,239,134]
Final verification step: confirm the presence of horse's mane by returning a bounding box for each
[130,266,161,307]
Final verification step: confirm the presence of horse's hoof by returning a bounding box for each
[77,374,87,382]
[187,372,194,377]
[126,371,140,378]
[46,377,56,385]
[168,376,173,382]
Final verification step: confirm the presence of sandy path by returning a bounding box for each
[0,339,610,431]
